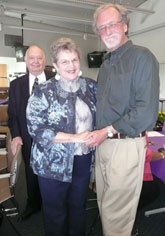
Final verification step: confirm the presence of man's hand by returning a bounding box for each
[85,128,108,147]
[11,136,23,155]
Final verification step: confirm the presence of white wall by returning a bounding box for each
[0,57,26,86]
[129,0,165,108]
[159,64,165,100]
[0,16,100,81]
[129,0,165,62]
[0,0,165,86]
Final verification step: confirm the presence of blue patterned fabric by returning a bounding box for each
[26,76,96,182]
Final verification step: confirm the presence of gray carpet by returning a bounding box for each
[1,160,165,236]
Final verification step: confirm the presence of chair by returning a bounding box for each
[0,105,9,134]
[0,131,22,235]
[144,177,165,217]
[0,131,13,171]
[86,182,100,236]
[0,148,7,171]
[87,165,97,211]
[0,133,8,171]
[0,134,6,149]
[145,207,165,217]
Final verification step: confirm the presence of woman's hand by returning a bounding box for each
[53,131,91,143]
[72,131,91,143]
[85,128,108,147]
[161,149,165,158]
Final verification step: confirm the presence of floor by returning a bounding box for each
[1,161,165,236]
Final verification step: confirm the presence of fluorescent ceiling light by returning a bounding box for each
[5,24,97,37]
[5,7,93,25]
[36,0,155,14]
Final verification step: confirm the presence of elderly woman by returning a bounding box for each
[26,38,96,236]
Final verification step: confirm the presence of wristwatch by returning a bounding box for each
[107,126,114,138]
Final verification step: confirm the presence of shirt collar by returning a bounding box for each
[107,40,132,61]
[29,71,46,84]
[29,71,46,95]
[59,77,80,93]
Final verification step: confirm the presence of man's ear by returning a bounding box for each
[124,24,128,34]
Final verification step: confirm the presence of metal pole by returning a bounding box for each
[21,14,25,45]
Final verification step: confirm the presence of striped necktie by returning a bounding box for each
[32,77,39,93]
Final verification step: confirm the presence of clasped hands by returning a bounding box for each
[77,128,108,147]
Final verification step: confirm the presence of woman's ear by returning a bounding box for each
[53,63,58,72]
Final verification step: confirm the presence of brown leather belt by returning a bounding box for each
[111,131,146,139]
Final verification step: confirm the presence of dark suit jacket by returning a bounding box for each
[8,70,55,161]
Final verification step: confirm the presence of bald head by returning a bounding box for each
[25,45,46,76]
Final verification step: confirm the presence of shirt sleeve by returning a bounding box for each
[8,81,21,139]
[113,50,159,137]
[26,85,60,148]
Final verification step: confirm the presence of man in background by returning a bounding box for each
[8,45,55,220]
[86,4,159,236]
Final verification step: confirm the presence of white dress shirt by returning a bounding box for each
[29,71,46,95]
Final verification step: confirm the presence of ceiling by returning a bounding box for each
[0,0,153,36]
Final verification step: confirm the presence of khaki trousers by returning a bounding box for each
[96,137,146,236]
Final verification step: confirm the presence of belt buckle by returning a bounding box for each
[118,133,128,139]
